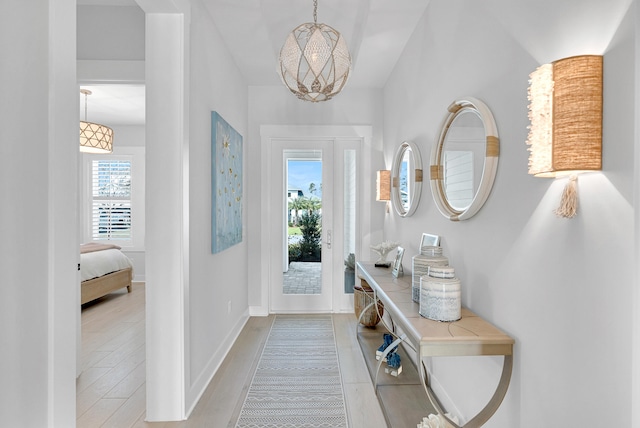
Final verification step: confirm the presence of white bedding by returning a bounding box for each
[80,248,134,282]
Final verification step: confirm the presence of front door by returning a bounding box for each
[270,140,333,312]
[269,139,359,312]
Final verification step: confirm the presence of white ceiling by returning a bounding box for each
[79,84,146,126]
[203,0,429,88]
[78,0,429,126]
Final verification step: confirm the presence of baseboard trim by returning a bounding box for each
[249,305,269,316]
[184,309,251,417]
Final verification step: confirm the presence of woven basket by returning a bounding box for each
[354,284,384,327]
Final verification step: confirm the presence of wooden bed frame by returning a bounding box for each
[81,267,133,305]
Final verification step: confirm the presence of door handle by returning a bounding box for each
[326,230,332,249]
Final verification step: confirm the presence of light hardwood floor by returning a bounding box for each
[77,283,387,428]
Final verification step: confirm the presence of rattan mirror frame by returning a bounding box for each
[391,141,423,217]
[430,97,499,221]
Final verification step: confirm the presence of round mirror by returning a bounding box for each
[391,141,423,217]
[430,97,499,221]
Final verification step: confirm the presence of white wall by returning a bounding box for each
[77,4,145,61]
[112,126,146,282]
[111,125,145,148]
[383,0,635,426]
[0,0,78,426]
[77,0,250,418]
[634,4,640,426]
[182,0,250,414]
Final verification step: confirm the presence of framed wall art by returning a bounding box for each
[211,111,243,254]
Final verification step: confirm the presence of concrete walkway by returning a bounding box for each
[282,262,321,294]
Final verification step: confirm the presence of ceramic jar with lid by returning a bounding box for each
[419,266,461,322]
[411,246,448,303]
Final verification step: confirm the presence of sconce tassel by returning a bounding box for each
[555,174,578,218]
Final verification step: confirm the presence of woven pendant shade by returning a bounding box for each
[376,170,391,201]
[79,89,113,154]
[278,0,351,102]
[80,121,113,153]
[526,55,602,177]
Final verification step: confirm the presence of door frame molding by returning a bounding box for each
[256,125,373,316]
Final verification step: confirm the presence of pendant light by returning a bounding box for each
[80,89,113,153]
[278,0,351,102]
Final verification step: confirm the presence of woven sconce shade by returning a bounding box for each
[527,55,602,177]
[526,55,602,218]
[376,170,391,201]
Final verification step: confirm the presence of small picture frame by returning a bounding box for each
[420,233,440,249]
[392,247,405,278]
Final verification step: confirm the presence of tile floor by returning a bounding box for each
[282,261,321,294]
[77,283,388,428]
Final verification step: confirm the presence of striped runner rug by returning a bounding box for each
[235,314,348,428]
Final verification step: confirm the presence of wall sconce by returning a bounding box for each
[376,170,391,201]
[376,170,391,213]
[526,55,602,218]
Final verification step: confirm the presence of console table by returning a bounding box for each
[356,262,514,428]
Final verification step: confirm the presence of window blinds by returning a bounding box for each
[91,160,132,241]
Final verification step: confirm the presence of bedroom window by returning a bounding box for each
[91,160,132,241]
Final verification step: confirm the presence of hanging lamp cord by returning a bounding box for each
[313,0,317,23]
[80,89,91,122]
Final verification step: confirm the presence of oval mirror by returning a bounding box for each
[430,97,499,221]
[391,141,423,217]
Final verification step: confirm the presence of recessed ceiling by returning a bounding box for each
[77,0,430,126]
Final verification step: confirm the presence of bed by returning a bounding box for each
[80,243,134,304]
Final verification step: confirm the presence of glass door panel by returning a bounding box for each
[284,155,323,295]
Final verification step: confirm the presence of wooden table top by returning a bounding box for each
[357,262,514,357]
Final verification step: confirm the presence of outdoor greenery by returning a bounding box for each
[288,211,322,262]
[288,226,301,235]
[288,196,321,226]
[288,183,322,262]
[344,253,355,271]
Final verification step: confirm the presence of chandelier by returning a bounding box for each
[80,89,113,153]
[278,0,351,102]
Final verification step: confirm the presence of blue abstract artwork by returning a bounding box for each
[211,112,243,254]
